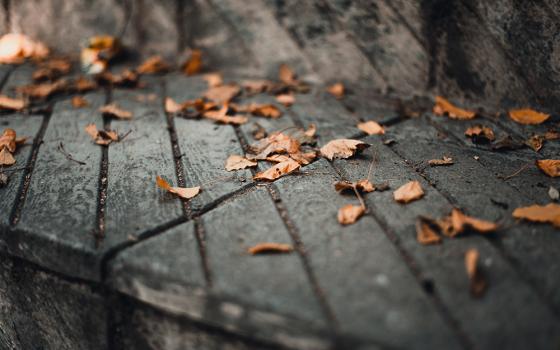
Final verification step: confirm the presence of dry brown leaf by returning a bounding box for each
[72,96,89,108]
[254,159,300,181]
[0,148,15,166]
[247,243,293,255]
[242,79,274,94]
[525,134,544,152]
[0,33,49,64]
[433,96,476,120]
[165,97,184,113]
[279,64,297,85]
[338,204,365,225]
[225,155,257,171]
[465,249,486,297]
[508,108,550,125]
[96,69,139,87]
[203,104,248,125]
[536,159,560,177]
[334,179,375,193]
[428,156,454,166]
[156,175,200,199]
[0,128,16,152]
[304,124,316,138]
[203,73,223,88]
[276,93,295,106]
[320,139,369,161]
[512,203,560,227]
[137,55,170,74]
[545,130,560,140]
[0,95,25,111]
[248,132,300,160]
[99,103,133,119]
[357,121,385,135]
[288,151,317,165]
[464,125,495,143]
[84,123,119,146]
[16,79,68,99]
[252,123,267,140]
[440,208,497,237]
[265,154,292,163]
[393,180,424,203]
[416,218,442,245]
[250,104,282,118]
[81,35,121,74]
[327,83,344,99]
[182,49,203,76]
[204,84,240,104]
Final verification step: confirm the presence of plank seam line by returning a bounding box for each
[163,78,212,287]
[328,161,473,350]
[231,124,340,335]
[9,110,52,226]
[387,141,560,319]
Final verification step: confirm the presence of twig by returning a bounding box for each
[497,161,532,180]
[352,185,366,210]
[57,142,86,165]
[367,148,378,181]
[119,129,133,142]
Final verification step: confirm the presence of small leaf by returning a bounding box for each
[0,148,15,166]
[536,159,560,177]
[508,108,550,125]
[428,156,453,166]
[465,249,486,297]
[416,217,442,245]
[225,155,257,171]
[276,93,295,106]
[71,96,89,108]
[99,103,133,119]
[338,204,365,225]
[393,181,424,203]
[156,175,200,199]
[320,139,369,161]
[247,243,293,255]
[433,96,475,120]
[0,95,25,111]
[182,49,203,76]
[357,121,385,135]
[137,55,170,74]
[327,83,344,99]
[464,125,495,143]
[204,84,240,104]
[512,203,560,228]
[254,159,300,181]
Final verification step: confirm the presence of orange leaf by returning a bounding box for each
[250,104,282,118]
[137,55,170,74]
[512,203,560,228]
[0,33,49,64]
[327,83,344,99]
[433,96,476,120]
[0,148,15,166]
[99,103,132,119]
[225,155,257,171]
[72,96,89,108]
[0,95,25,111]
[320,139,369,161]
[276,93,295,106]
[204,84,240,104]
[465,249,486,297]
[338,204,365,225]
[428,156,453,166]
[0,128,17,152]
[165,97,184,113]
[508,108,550,125]
[254,159,300,181]
[156,175,200,199]
[416,218,442,245]
[536,159,560,177]
[334,179,375,193]
[203,73,223,88]
[247,243,293,255]
[279,64,297,85]
[182,49,203,76]
[357,121,385,135]
[448,208,497,236]
[203,104,248,125]
[464,125,495,142]
[393,180,424,203]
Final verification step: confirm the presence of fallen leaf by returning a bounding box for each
[81,35,121,74]
[242,79,274,94]
[508,108,550,125]
[416,217,442,245]
[0,148,15,165]
[513,203,560,227]
[492,135,524,151]
[0,95,25,111]
[0,33,49,64]
[247,243,293,255]
[433,96,476,120]
[250,104,282,118]
[440,208,498,237]
[464,125,495,143]
[304,124,316,138]
[203,104,248,125]
[279,64,297,85]
[251,122,267,140]
[156,175,200,199]
[536,159,560,177]
[393,180,424,203]
[203,73,223,88]
[549,187,559,201]
[320,139,369,161]
[357,121,385,135]
[327,83,344,99]
[428,156,454,166]
[204,84,240,104]
[248,132,300,160]
[72,96,89,108]
[465,249,486,297]
[96,69,139,87]
[182,49,203,76]
[545,130,560,140]
[33,57,72,82]
[338,204,365,225]
[165,97,184,113]
[276,93,295,106]
[99,103,133,119]
[137,55,170,74]
[84,123,119,146]
[225,155,257,171]
[288,150,317,165]
[525,134,544,152]
[334,179,375,193]
[16,79,68,99]
[0,128,17,152]
[254,159,300,181]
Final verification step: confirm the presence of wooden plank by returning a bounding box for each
[104,87,183,246]
[165,74,253,213]
[2,64,33,98]
[272,159,462,349]
[108,189,332,350]
[0,115,43,227]
[388,118,560,313]
[326,0,429,95]
[261,0,387,90]
[331,137,560,349]
[13,92,106,280]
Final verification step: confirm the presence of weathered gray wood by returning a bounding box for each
[0,254,107,350]
[105,87,183,246]
[0,115,43,228]
[14,92,106,280]
[332,137,560,349]
[388,118,560,313]
[272,159,462,349]
[2,64,34,98]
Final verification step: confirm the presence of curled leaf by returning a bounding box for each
[81,35,121,74]
[247,243,293,255]
[416,217,442,245]
[225,155,257,171]
[320,139,369,161]
[440,208,497,237]
[525,134,544,152]
[428,156,453,166]
[156,175,200,199]
[508,108,550,125]
[433,96,475,120]
[254,159,300,181]
[85,123,119,146]
[0,128,17,152]
[464,125,495,143]
[357,121,385,135]
[512,203,560,228]
[536,159,560,177]
[393,181,424,204]
[338,204,365,225]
